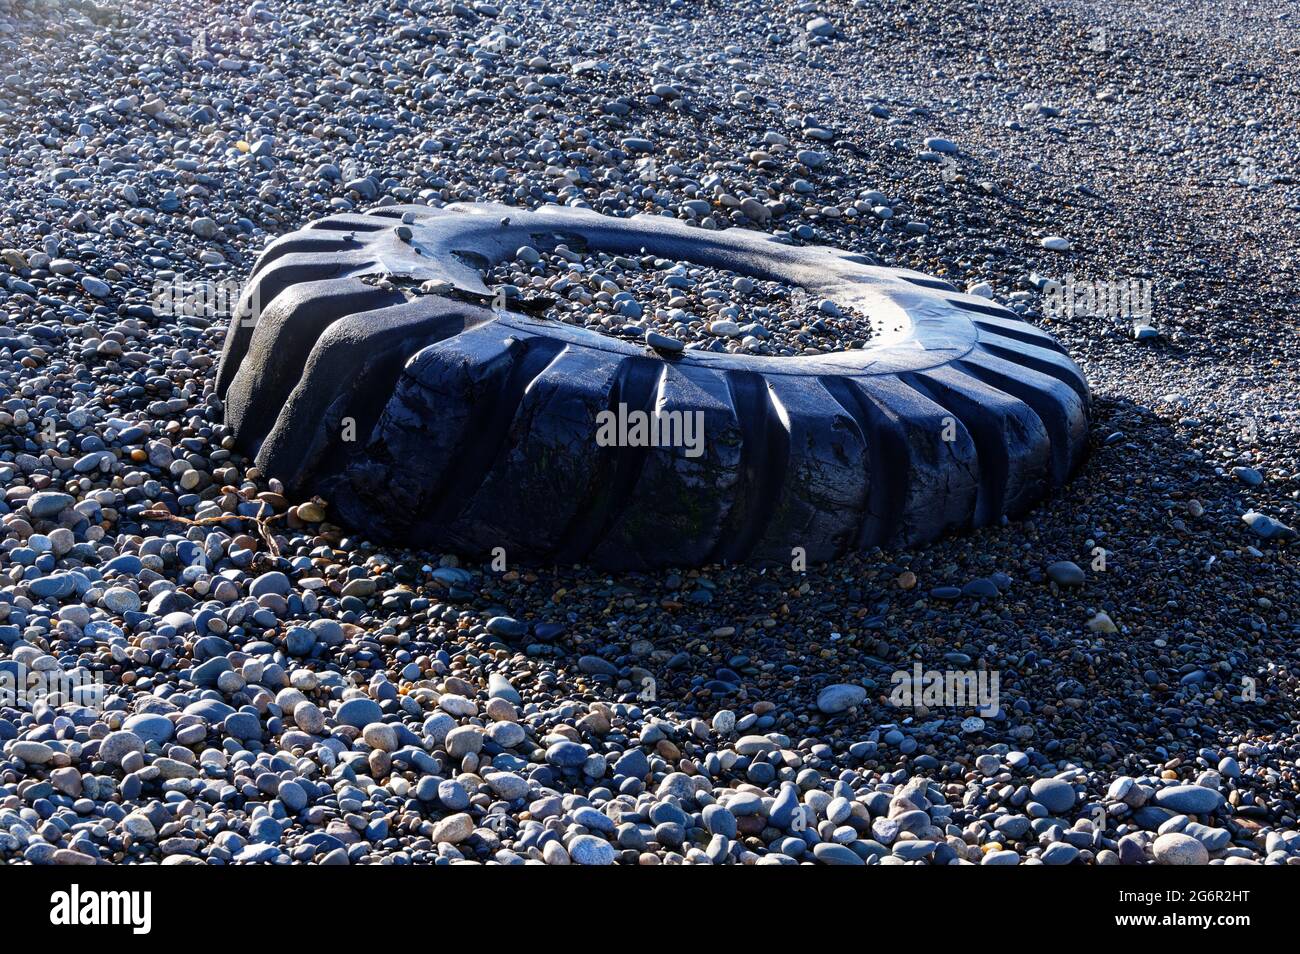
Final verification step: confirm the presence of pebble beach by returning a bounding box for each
[0,0,1297,867]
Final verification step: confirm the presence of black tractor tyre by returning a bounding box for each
[217,202,1090,570]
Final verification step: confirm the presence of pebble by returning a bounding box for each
[27,492,74,518]
[569,834,617,865]
[1086,611,1118,633]
[1153,785,1224,815]
[1030,778,1078,814]
[100,587,142,615]
[336,699,383,729]
[1046,561,1086,586]
[1153,832,1210,865]
[645,330,684,353]
[1242,511,1297,541]
[431,814,474,844]
[10,741,55,764]
[98,732,144,767]
[817,683,867,714]
[122,714,174,745]
[545,740,589,768]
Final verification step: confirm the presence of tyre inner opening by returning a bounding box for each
[479,244,876,357]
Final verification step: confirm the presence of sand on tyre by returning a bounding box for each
[217,202,1090,570]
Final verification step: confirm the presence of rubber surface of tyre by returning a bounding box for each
[217,202,1090,570]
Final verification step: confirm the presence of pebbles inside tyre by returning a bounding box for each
[217,202,1090,570]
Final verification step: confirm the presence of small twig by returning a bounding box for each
[139,500,287,557]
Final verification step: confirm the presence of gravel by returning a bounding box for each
[0,0,1297,866]
[482,248,874,356]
